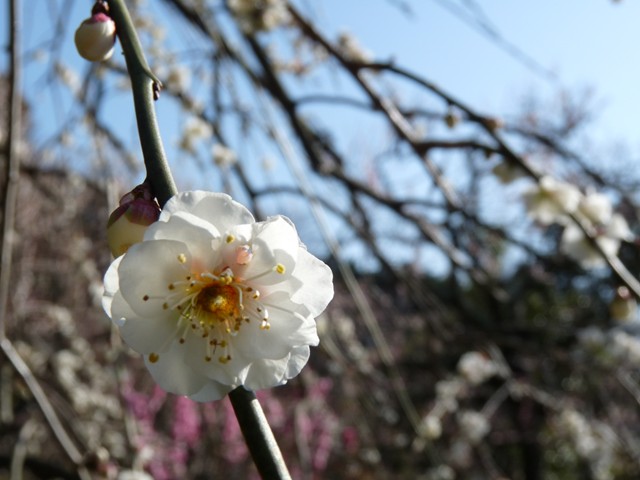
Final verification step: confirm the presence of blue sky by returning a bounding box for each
[314,0,640,147]
[1,0,638,273]
[4,0,639,162]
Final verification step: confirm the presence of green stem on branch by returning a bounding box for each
[107,0,177,206]
[105,3,291,478]
[229,387,292,480]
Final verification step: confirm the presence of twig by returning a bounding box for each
[229,388,292,480]
[107,0,177,206]
[106,3,290,478]
[0,338,91,480]
[10,418,37,480]
[0,0,23,338]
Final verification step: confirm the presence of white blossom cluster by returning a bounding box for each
[523,177,632,268]
[178,117,212,154]
[228,0,290,32]
[457,410,490,444]
[556,409,617,480]
[417,351,501,444]
[578,323,640,365]
[336,32,372,63]
[457,351,498,385]
[212,143,238,168]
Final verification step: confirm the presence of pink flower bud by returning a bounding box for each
[74,12,116,62]
[107,184,160,257]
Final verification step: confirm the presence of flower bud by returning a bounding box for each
[610,286,638,323]
[107,184,160,257]
[74,12,116,62]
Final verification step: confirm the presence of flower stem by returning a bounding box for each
[229,387,292,480]
[104,4,290,477]
[106,0,177,207]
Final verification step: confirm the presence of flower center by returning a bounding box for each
[197,284,241,324]
[142,252,286,365]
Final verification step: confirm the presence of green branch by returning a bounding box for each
[107,0,177,207]
[105,4,291,478]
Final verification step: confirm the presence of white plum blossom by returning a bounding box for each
[337,32,372,63]
[418,414,443,440]
[457,351,498,385]
[228,0,290,32]
[212,143,237,168]
[523,176,581,225]
[435,377,464,412]
[560,213,631,269]
[103,191,333,401]
[578,191,613,225]
[178,117,212,154]
[458,410,490,444]
[610,330,640,363]
[165,65,191,91]
[578,326,607,351]
[117,471,154,480]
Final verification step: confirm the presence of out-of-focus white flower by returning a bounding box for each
[558,410,598,457]
[337,32,372,63]
[458,410,490,444]
[578,191,612,225]
[103,191,333,401]
[165,65,191,91]
[424,464,455,480]
[117,470,154,480]
[54,63,81,95]
[610,330,640,363]
[578,326,607,350]
[523,176,581,225]
[557,409,617,480]
[610,286,637,323]
[457,351,497,385]
[74,12,116,62]
[179,117,212,153]
[560,213,631,269]
[448,440,472,468]
[212,143,237,168]
[435,377,464,412]
[228,0,290,32]
[418,414,442,439]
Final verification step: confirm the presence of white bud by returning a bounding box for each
[75,13,116,62]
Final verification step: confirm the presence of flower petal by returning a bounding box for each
[102,255,123,318]
[289,248,334,317]
[109,291,135,327]
[283,346,311,380]
[244,356,291,390]
[182,332,243,385]
[145,211,222,271]
[144,341,209,396]
[189,380,234,402]
[118,240,192,318]
[160,191,254,233]
[120,315,178,354]
[238,217,300,286]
